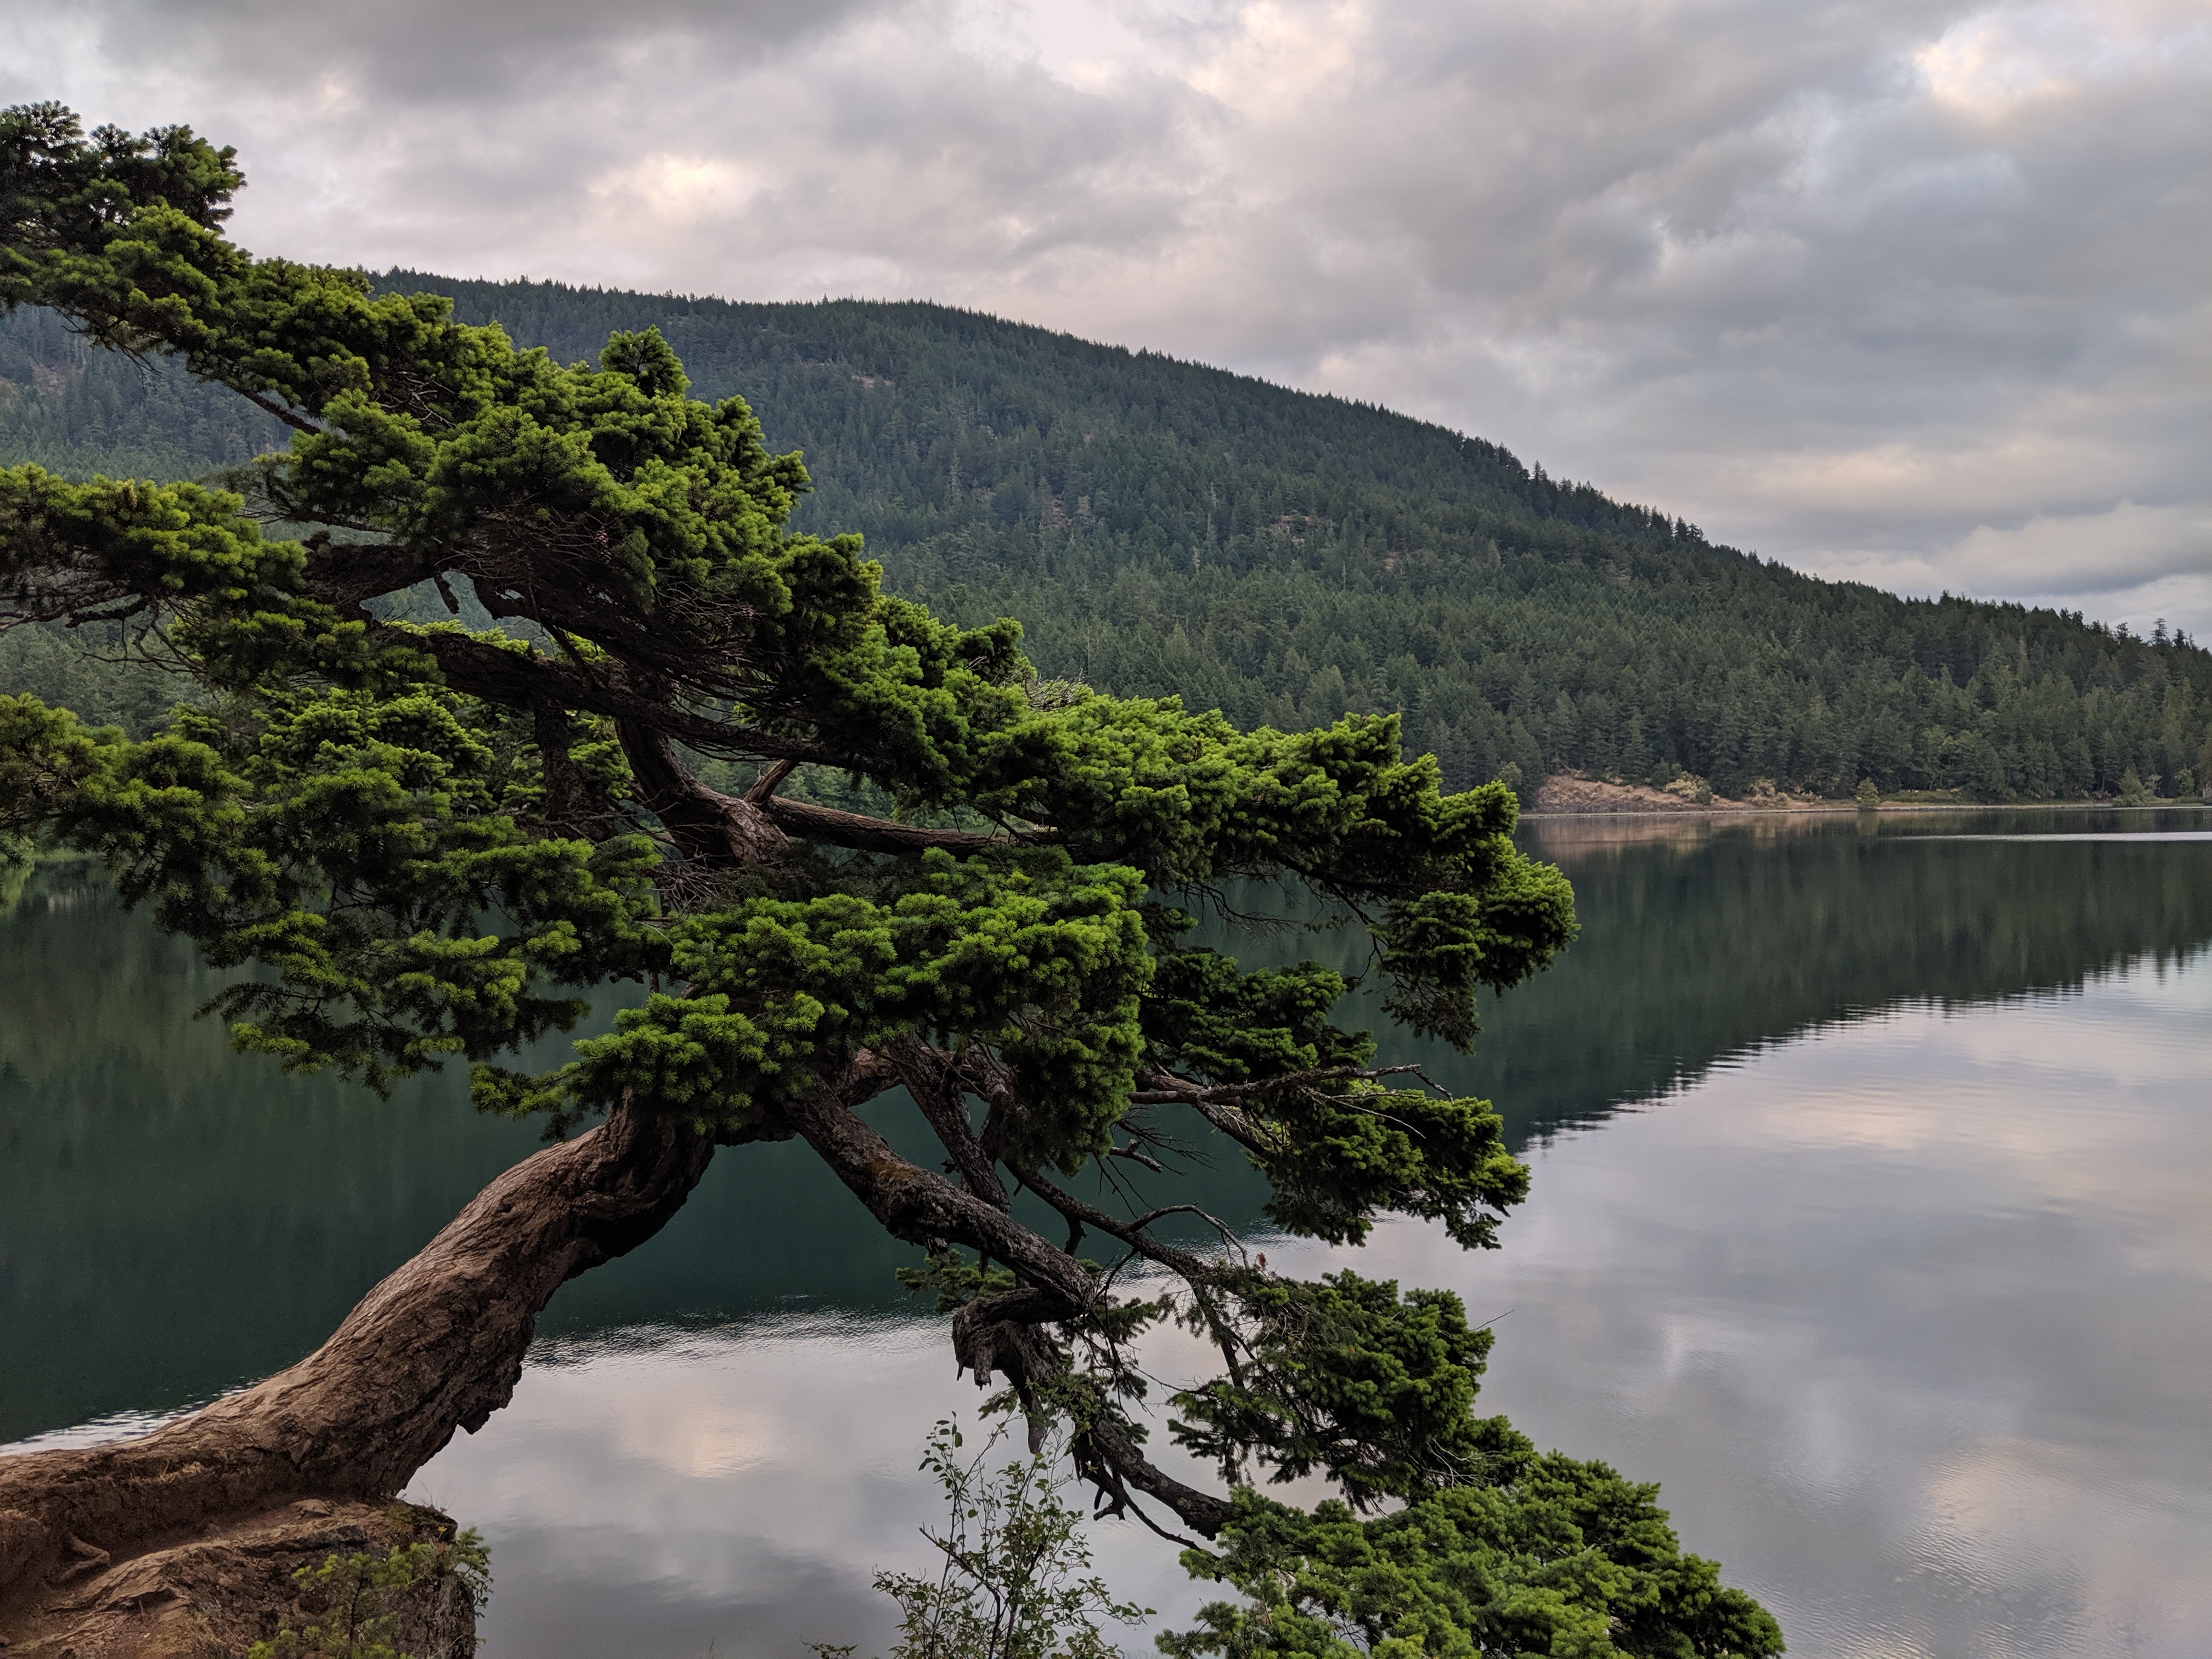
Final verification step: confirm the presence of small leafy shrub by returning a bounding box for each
[815,1419,1150,1659]
[247,1510,490,1659]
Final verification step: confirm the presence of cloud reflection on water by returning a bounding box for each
[1355,956,2212,1658]
[409,950,2212,1659]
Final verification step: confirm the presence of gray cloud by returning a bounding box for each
[3,0,2205,630]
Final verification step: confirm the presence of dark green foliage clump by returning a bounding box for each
[1160,1280,1782,1655]
[1165,1448,1784,1659]
[1173,1272,1504,1508]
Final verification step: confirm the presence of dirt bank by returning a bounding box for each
[0,1499,475,1658]
[1526,776,1838,814]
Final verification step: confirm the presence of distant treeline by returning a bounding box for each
[1396,825,2212,1136]
[4,281,2208,800]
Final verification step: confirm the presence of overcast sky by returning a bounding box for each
[5,0,2207,633]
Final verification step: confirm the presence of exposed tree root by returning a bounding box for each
[0,1097,714,1653]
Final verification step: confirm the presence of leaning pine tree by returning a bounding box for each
[0,105,1783,1658]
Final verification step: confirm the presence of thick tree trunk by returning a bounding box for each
[0,1096,715,1647]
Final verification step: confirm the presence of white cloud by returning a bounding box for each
[1825,501,2212,636]
[1,0,2207,630]
[1950,500,2211,594]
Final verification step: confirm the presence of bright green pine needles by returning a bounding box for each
[1164,1455,1784,1659]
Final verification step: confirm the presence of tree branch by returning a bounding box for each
[784,1080,1233,1537]
[1007,1166,1220,1285]
[889,1037,1011,1210]
[1132,1062,1430,1107]
[398,628,855,765]
[743,757,797,804]
[234,386,321,435]
[1132,1063,1438,1158]
[760,795,1056,856]
[616,722,791,868]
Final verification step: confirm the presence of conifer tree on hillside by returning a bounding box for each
[0,104,1779,1657]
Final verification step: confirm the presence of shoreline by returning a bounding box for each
[1522,791,2208,820]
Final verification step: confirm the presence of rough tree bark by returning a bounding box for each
[0,1094,716,1654]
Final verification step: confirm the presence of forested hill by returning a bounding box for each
[3,279,2208,801]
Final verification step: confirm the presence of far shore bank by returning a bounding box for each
[1523,775,2209,818]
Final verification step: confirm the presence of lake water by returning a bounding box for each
[3,809,2208,1657]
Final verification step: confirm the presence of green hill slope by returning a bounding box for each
[3,278,2207,799]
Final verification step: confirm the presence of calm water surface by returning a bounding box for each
[3,809,2208,1657]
